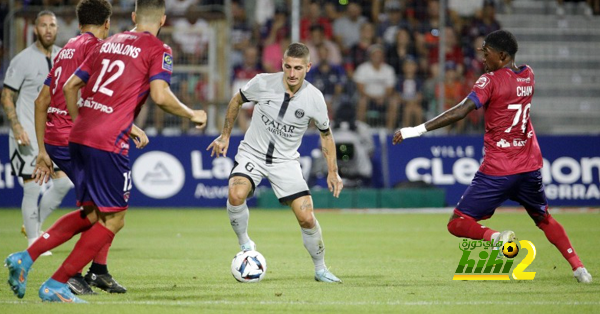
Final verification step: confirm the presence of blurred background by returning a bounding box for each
[0,0,599,209]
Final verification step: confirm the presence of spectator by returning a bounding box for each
[437,61,469,133]
[306,24,342,66]
[398,57,424,127]
[230,0,254,68]
[231,46,264,132]
[260,5,290,46]
[377,0,412,46]
[385,27,419,76]
[262,36,290,73]
[300,1,333,41]
[354,44,400,130]
[428,26,465,76]
[345,22,376,76]
[333,2,367,52]
[306,44,348,120]
[172,9,211,64]
[467,0,501,41]
[165,0,198,15]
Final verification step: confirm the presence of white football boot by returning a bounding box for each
[240,240,256,252]
[573,267,592,283]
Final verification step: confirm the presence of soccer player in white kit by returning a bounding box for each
[208,42,344,283]
[1,11,70,254]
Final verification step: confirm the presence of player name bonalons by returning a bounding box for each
[100,42,141,58]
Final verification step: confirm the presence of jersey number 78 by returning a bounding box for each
[505,103,531,134]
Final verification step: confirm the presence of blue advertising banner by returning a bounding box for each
[0,134,598,208]
[0,134,321,208]
[387,135,600,207]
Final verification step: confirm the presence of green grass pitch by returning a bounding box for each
[1,208,599,313]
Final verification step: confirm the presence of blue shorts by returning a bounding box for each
[456,170,549,221]
[69,143,131,212]
[46,144,74,182]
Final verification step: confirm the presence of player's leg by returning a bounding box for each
[21,178,41,245]
[44,143,96,295]
[514,170,591,283]
[287,195,341,283]
[228,155,262,251]
[39,144,130,302]
[228,175,254,250]
[5,205,97,299]
[9,137,43,245]
[272,160,341,283]
[447,171,514,244]
[38,170,72,233]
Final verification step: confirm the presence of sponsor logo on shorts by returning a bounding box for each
[132,151,185,199]
[245,162,255,172]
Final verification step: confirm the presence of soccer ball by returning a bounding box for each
[502,241,519,258]
[231,250,267,283]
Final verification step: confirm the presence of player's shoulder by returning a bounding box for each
[10,44,37,64]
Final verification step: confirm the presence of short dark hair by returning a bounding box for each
[35,10,56,25]
[284,42,310,61]
[77,0,112,26]
[484,30,518,57]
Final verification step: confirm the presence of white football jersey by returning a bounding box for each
[239,72,329,163]
[4,44,60,145]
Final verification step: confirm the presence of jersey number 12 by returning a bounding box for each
[92,59,125,97]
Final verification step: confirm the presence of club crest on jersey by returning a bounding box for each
[475,76,490,89]
[162,52,173,72]
[295,109,305,119]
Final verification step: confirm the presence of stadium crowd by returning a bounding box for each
[1,0,599,135]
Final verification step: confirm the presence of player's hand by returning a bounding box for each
[130,125,149,149]
[191,110,207,129]
[207,135,230,157]
[327,171,343,198]
[13,124,31,146]
[33,152,54,185]
[392,128,405,145]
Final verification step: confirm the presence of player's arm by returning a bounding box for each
[129,124,149,149]
[320,128,343,198]
[1,87,30,146]
[63,73,86,121]
[34,85,51,153]
[149,79,206,128]
[392,97,477,145]
[207,91,244,157]
[33,85,54,184]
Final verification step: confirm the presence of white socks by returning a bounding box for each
[38,176,72,230]
[22,181,41,241]
[227,200,250,245]
[301,220,326,272]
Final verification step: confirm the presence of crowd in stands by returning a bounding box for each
[2,0,599,135]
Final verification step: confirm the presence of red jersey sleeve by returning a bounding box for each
[148,44,173,84]
[74,44,101,84]
[467,74,493,109]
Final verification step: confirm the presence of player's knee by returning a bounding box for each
[298,215,316,229]
[228,192,247,206]
[52,176,73,195]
